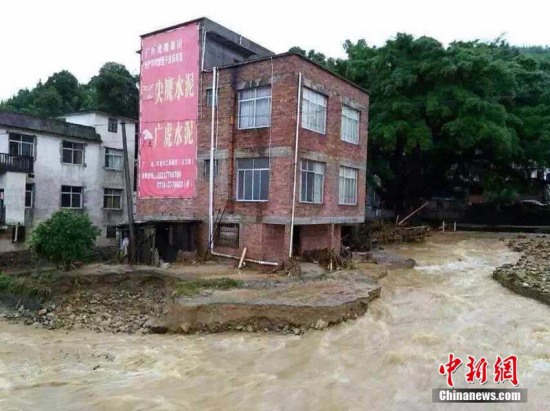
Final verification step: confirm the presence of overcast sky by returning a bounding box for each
[2,0,550,100]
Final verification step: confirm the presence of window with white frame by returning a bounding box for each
[238,86,271,129]
[62,141,84,165]
[302,88,327,134]
[108,118,118,133]
[8,133,34,157]
[61,185,83,208]
[236,158,270,201]
[339,166,358,205]
[25,184,34,208]
[341,105,360,144]
[300,160,325,203]
[103,188,123,209]
[105,147,123,170]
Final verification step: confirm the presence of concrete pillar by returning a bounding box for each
[284,223,292,259]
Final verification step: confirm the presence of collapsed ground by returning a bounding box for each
[0,255,400,335]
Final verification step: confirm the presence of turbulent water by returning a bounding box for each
[1,233,549,410]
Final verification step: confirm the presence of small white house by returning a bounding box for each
[0,111,136,253]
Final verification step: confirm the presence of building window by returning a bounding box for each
[302,88,327,134]
[339,166,358,205]
[61,185,83,208]
[236,158,269,201]
[105,147,123,170]
[203,159,219,178]
[103,188,123,209]
[215,223,240,248]
[62,141,84,165]
[341,105,360,144]
[108,118,118,133]
[206,88,218,107]
[238,86,271,129]
[8,133,34,157]
[25,184,34,208]
[300,160,325,203]
[106,226,117,239]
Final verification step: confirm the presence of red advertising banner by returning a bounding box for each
[138,23,200,198]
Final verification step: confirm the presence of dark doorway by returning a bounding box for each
[0,189,4,225]
[292,225,302,256]
[155,223,198,263]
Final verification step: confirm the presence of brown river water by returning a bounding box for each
[0,233,549,410]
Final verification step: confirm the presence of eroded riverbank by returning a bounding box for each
[493,235,550,305]
[1,232,549,410]
[0,262,381,335]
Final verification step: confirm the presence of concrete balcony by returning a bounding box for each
[0,153,34,174]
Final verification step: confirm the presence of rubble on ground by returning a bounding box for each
[0,262,382,335]
[1,287,166,334]
[493,235,550,305]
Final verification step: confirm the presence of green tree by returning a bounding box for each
[340,35,550,209]
[90,62,139,119]
[44,70,83,113]
[288,46,348,76]
[0,62,138,119]
[32,86,64,117]
[28,210,100,269]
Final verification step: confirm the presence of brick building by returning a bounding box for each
[137,18,369,264]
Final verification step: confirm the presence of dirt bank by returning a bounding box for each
[0,270,169,334]
[0,263,382,335]
[493,235,550,305]
[151,273,380,334]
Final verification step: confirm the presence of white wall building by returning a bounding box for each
[0,111,136,252]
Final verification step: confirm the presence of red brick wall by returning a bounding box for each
[137,54,368,261]
[262,224,286,261]
[300,224,341,253]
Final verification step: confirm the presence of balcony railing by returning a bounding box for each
[0,153,34,173]
[0,206,5,225]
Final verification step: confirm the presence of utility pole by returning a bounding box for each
[120,120,136,263]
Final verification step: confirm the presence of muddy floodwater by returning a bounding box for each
[1,233,549,410]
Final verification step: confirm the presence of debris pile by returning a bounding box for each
[370,224,430,245]
[493,235,550,305]
[1,287,165,334]
[302,248,355,271]
[345,222,430,251]
[273,258,302,277]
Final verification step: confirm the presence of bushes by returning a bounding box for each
[0,272,51,298]
[28,210,100,269]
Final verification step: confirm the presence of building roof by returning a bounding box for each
[138,19,366,94]
[58,110,138,123]
[139,17,273,60]
[140,16,206,38]
[0,111,101,141]
[211,52,370,95]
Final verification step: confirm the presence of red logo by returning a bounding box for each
[465,355,488,384]
[438,353,462,387]
[494,355,519,386]
[439,354,519,387]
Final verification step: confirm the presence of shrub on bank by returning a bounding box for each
[28,210,100,269]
